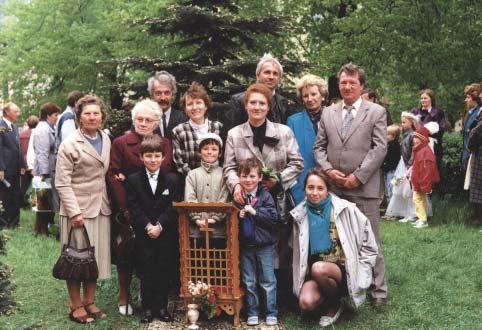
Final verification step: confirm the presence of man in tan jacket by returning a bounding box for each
[314,63,388,305]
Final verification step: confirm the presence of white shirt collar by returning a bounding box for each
[146,168,160,179]
[162,107,172,117]
[342,97,363,111]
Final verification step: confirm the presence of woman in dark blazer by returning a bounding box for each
[410,89,446,171]
[287,74,328,204]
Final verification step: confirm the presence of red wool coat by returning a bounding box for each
[107,131,172,211]
[410,143,439,193]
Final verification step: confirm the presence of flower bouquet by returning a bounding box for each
[187,280,221,319]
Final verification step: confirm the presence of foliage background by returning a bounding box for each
[0,0,481,126]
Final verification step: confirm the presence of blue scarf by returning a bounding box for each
[307,195,332,255]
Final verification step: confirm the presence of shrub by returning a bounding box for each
[0,229,17,315]
[440,132,464,197]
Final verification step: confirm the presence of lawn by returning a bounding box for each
[0,195,481,329]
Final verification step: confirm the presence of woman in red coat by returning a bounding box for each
[107,99,172,315]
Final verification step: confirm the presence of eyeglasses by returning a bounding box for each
[135,117,157,124]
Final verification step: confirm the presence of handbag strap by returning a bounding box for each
[66,225,92,248]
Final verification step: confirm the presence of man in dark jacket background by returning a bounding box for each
[223,53,295,133]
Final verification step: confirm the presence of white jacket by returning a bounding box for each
[290,193,378,307]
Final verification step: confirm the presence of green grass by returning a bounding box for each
[0,195,481,329]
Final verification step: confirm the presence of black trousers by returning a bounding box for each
[20,172,33,207]
[135,234,172,311]
[0,175,20,228]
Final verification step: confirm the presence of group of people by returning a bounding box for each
[1,52,473,327]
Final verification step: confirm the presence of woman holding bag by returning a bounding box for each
[55,95,111,324]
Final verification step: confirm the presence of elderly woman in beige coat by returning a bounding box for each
[55,95,111,324]
[290,169,378,327]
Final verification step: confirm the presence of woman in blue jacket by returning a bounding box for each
[287,74,328,204]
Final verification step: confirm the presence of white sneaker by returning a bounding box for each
[266,316,278,326]
[399,217,417,223]
[118,304,133,316]
[247,316,259,326]
[319,303,344,327]
[413,221,428,228]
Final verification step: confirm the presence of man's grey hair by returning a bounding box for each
[131,99,162,122]
[147,71,177,95]
[255,53,283,78]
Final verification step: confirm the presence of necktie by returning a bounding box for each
[149,172,157,180]
[341,106,354,139]
[162,113,167,137]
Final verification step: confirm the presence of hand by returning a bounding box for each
[0,171,4,181]
[244,205,256,216]
[262,178,278,190]
[239,209,246,218]
[327,169,346,187]
[233,184,246,205]
[115,173,126,182]
[344,174,361,189]
[70,214,84,227]
[196,219,216,228]
[147,223,161,239]
[20,168,26,175]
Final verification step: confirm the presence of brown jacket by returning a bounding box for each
[55,129,111,218]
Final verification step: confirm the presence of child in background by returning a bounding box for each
[409,126,440,228]
[236,158,278,327]
[184,133,229,246]
[386,112,418,222]
[383,125,401,205]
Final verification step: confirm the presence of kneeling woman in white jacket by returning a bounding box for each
[290,168,378,327]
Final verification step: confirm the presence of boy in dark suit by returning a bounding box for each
[125,136,179,323]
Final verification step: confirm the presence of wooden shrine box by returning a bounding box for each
[173,202,243,326]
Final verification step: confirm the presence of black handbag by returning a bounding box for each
[52,225,99,281]
[111,211,135,266]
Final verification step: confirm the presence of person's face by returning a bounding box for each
[140,151,164,173]
[185,96,207,124]
[339,72,363,105]
[305,174,329,204]
[387,133,395,142]
[151,81,174,111]
[200,143,220,164]
[401,117,412,131]
[420,93,432,109]
[465,95,476,109]
[413,136,422,148]
[4,105,21,122]
[246,92,269,124]
[256,62,280,91]
[239,168,262,192]
[301,85,323,111]
[47,112,58,125]
[79,104,102,132]
[134,109,158,136]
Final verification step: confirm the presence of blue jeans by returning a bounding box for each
[384,170,395,204]
[240,244,278,318]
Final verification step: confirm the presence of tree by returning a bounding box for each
[101,0,303,127]
[0,0,170,118]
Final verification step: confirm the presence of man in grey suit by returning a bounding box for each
[0,103,26,228]
[313,63,388,305]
